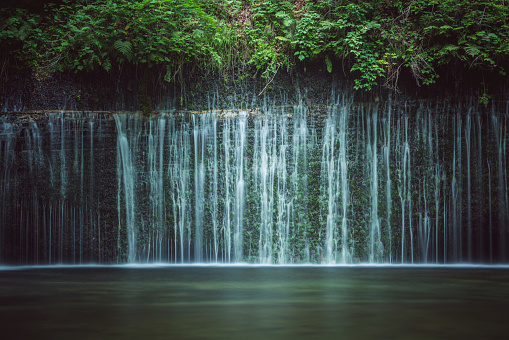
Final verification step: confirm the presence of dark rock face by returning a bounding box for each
[0,113,119,264]
[2,61,509,114]
[0,63,377,112]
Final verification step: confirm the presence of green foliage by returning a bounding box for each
[1,0,508,91]
[291,0,509,90]
[479,90,491,107]
[245,0,295,79]
[1,0,219,77]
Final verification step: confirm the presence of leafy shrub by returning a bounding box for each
[1,0,508,94]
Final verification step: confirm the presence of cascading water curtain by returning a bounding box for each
[0,112,114,265]
[1,99,508,264]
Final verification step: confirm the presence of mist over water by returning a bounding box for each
[1,98,508,265]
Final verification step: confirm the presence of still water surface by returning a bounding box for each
[0,266,508,339]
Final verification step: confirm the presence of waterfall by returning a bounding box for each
[210,116,219,262]
[168,117,192,263]
[492,111,509,262]
[338,105,350,264]
[454,111,463,261]
[322,113,339,263]
[223,118,233,262]
[291,104,311,263]
[1,98,509,265]
[234,116,246,262]
[397,114,412,263]
[466,112,472,261]
[275,116,290,264]
[382,105,392,263]
[368,108,383,263]
[193,114,206,262]
[114,114,137,263]
[256,117,275,263]
[148,118,166,262]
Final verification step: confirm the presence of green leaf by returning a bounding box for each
[443,45,459,51]
[325,55,332,73]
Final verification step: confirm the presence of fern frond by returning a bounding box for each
[464,44,480,57]
[114,39,132,61]
[102,58,111,72]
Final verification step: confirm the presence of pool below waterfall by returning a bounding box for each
[0,265,508,339]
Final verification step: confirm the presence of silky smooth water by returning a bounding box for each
[0,266,508,339]
[1,100,508,265]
